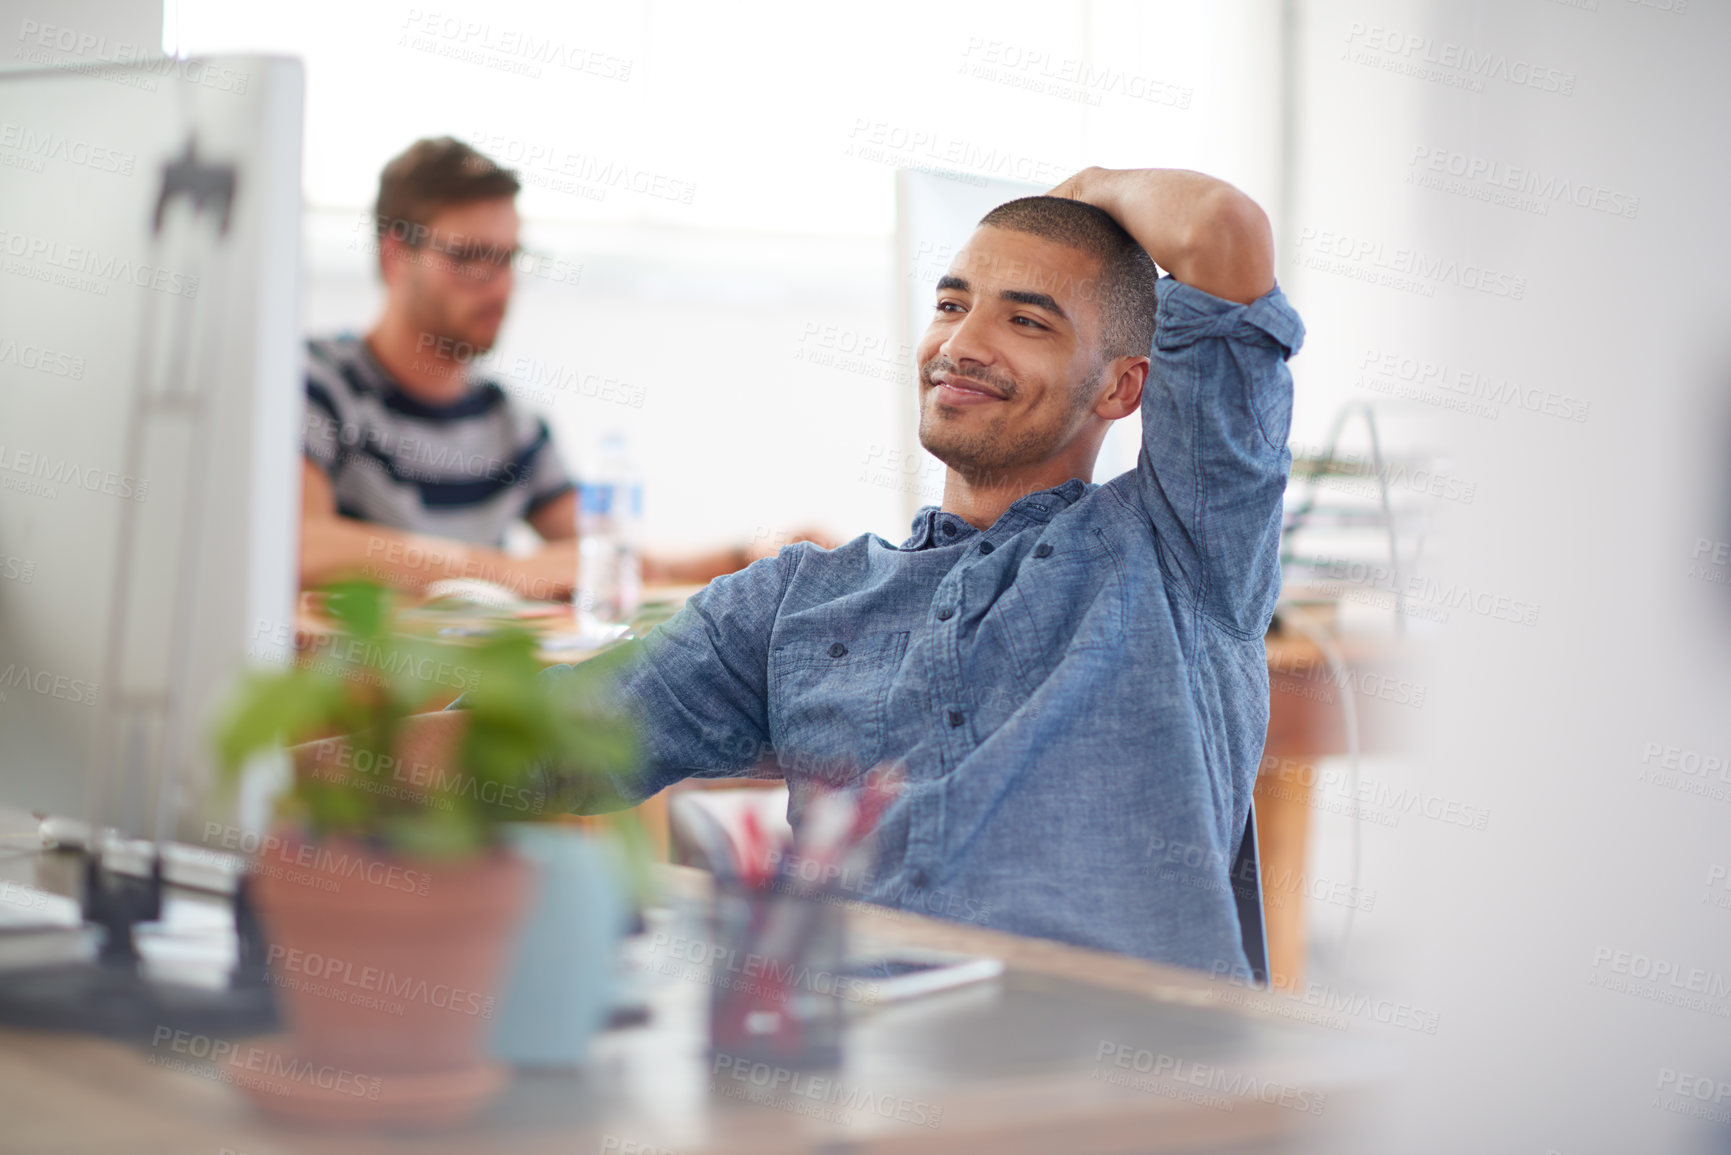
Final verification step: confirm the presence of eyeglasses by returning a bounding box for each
[404,240,550,282]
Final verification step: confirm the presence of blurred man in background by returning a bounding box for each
[299,137,818,600]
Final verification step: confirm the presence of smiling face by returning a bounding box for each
[916,226,1125,486]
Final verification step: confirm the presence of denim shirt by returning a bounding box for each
[585,276,1303,975]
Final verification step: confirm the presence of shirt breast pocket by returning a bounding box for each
[768,629,910,786]
[994,528,1127,687]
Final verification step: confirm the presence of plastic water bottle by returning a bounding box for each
[575,432,642,623]
[609,433,644,619]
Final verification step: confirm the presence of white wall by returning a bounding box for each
[1285,2,1731,1150]
[181,0,1287,552]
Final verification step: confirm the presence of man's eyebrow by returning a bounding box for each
[1001,289,1069,323]
[936,276,1070,324]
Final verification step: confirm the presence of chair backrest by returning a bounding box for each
[1229,801,1270,987]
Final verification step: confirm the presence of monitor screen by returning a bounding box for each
[0,55,303,843]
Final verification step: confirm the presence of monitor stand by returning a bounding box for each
[0,847,278,1041]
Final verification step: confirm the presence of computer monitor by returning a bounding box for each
[0,55,304,845]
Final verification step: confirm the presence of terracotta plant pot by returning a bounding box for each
[251,828,532,1077]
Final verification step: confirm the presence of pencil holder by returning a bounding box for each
[706,876,845,1070]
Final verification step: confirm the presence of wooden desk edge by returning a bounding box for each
[657,863,1333,1031]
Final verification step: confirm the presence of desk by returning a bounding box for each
[291,584,707,690]
[0,848,1377,1154]
[1259,606,1404,991]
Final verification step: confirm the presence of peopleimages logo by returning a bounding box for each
[1294,227,1527,300]
[647,930,879,1006]
[266,944,497,1018]
[0,663,98,706]
[12,21,250,92]
[957,38,1194,109]
[1207,961,1443,1034]
[1636,739,1731,804]
[1342,21,1577,95]
[249,618,480,692]
[1408,145,1640,219]
[710,1054,944,1129]
[0,227,201,298]
[465,129,696,205]
[1706,864,1731,912]
[202,823,433,897]
[0,444,147,500]
[397,9,633,81]
[1093,1042,1329,1115]
[1654,1068,1731,1125]
[1293,443,1480,504]
[148,1028,379,1099]
[1588,945,1731,1016]
[843,119,1069,186]
[1354,347,1591,423]
[0,121,134,174]
[0,338,85,379]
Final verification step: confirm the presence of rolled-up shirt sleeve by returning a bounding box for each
[522,417,576,515]
[560,551,790,806]
[1134,276,1305,637]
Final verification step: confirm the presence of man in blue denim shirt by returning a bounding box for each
[568,167,1301,976]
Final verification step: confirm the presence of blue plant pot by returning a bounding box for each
[490,824,629,1067]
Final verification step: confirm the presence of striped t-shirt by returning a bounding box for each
[303,335,574,547]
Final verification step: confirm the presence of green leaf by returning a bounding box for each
[324,580,391,641]
[212,670,344,775]
[207,577,653,863]
[381,807,484,859]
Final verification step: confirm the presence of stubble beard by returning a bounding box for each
[917,356,1102,487]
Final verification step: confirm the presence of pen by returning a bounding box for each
[738,808,768,890]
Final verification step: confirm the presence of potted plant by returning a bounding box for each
[212,579,646,1125]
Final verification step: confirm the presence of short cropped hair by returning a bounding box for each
[374,137,520,244]
[977,195,1159,361]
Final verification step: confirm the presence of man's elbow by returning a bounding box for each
[297,513,364,591]
[1176,188,1276,305]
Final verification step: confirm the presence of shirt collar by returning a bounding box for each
[898,478,1092,551]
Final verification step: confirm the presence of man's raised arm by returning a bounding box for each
[1048,167,1274,305]
[1050,166,1301,637]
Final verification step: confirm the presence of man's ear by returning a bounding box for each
[1095,355,1149,420]
[377,234,407,284]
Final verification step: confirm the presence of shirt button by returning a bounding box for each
[941,521,957,536]
[1034,543,1053,558]
[947,710,964,728]
[908,867,929,889]
[936,607,954,621]
[828,642,847,658]
[979,541,995,554]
